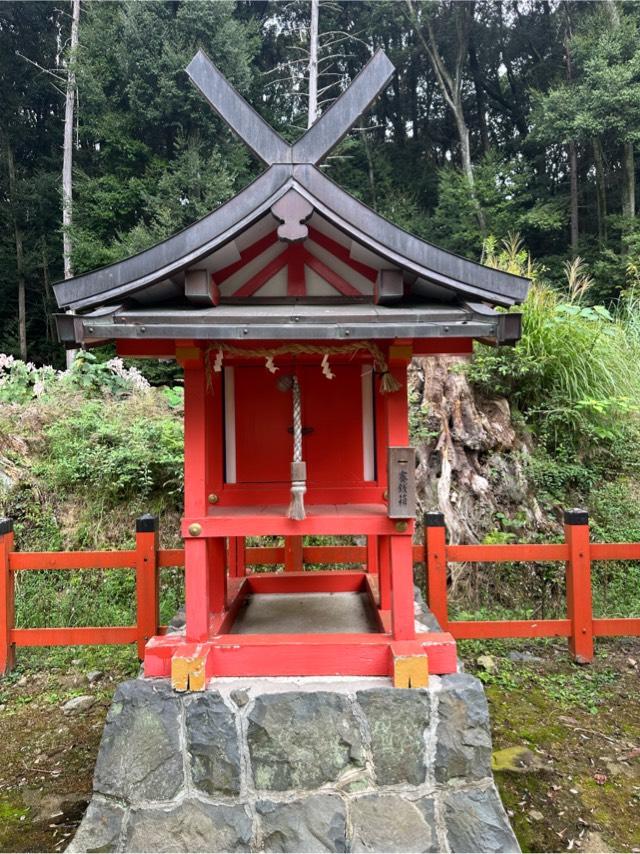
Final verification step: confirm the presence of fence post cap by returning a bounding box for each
[423,511,445,527]
[136,514,159,533]
[0,518,13,535]
[564,508,589,526]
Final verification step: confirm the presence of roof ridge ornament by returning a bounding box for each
[186,49,395,167]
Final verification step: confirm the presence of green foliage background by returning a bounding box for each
[1,1,640,648]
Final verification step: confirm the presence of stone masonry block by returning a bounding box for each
[257,794,347,852]
[125,800,252,853]
[442,786,520,853]
[356,688,430,785]
[435,673,492,783]
[186,692,241,796]
[350,794,439,853]
[93,680,183,803]
[66,798,124,853]
[247,692,364,791]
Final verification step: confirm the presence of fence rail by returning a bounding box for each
[1,508,639,673]
[424,509,640,662]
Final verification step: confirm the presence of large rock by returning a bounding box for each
[350,794,439,853]
[442,787,519,853]
[125,800,252,853]
[435,673,492,783]
[93,680,183,803]
[357,688,430,785]
[185,692,241,796]
[257,795,346,852]
[247,692,364,791]
[67,798,124,853]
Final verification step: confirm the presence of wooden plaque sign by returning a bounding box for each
[387,447,416,519]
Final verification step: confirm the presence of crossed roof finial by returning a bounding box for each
[186,49,395,167]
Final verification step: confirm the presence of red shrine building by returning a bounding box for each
[54,50,529,690]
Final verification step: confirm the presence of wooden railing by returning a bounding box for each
[1,509,639,673]
[424,509,640,662]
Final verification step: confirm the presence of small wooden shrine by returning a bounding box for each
[54,50,529,690]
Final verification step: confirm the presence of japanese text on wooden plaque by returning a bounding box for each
[387,447,416,519]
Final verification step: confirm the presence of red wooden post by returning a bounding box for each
[236,537,247,577]
[228,537,247,578]
[425,512,448,630]
[227,538,237,578]
[208,537,227,613]
[378,535,391,610]
[0,518,15,674]
[135,514,159,660]
[185,539,209,641]
[181,348,211,642]
[390,535,416,640]
[284,536,303,572]
[564,509,594,663]
[366,536,379,574]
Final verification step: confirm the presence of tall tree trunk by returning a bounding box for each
[63,0,80,368]
[622,140,635,221]
[601,0,634,230]
[568,141,579,254]
[563,16,579,254]
[307,0,319,129]
[4,138,27,360]
[468,39,489,154]
[405,0,486,234]
[592,137,608,242]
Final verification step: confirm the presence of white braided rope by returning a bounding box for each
[292,376,302,463]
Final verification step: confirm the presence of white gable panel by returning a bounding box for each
[200,241,241,274]
[306,240,374,296]
[307,212,352,248]
[305,267,339,297]
[349,241,388,271]
[219,241,287,297]
[235,214,275,251]
[253,266,288,297]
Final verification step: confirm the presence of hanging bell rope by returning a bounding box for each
[288,376,307,521]
[206,341,401,394]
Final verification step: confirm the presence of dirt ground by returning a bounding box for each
[0,639,637,853]
[463,636,640,854]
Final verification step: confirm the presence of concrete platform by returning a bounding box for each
[230,592,380,635]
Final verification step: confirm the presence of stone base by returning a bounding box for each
[69,673,519,853]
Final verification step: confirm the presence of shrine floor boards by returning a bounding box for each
[229,592,380,635]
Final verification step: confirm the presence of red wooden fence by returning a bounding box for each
[1,508,639,673]
[425,509,640,663]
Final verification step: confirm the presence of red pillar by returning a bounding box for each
[0,518,15,674]
[228,537,247,578]
[424,512,448,630]
[390,535,415,640]
[135,514,159,660]
[181,348,210,642]
[236,537,247,577]
[366,536,379,574]
[378,536,391,610]
[383,352,414,640]
[208,538,227,613]
[284,536,304,572]
[565,509,594,663]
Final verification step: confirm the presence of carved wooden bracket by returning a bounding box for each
[270,190,314,243]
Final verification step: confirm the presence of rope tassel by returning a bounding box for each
[289,461,307,521]
[288,376,307,521]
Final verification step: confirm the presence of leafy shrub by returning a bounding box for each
[0,351,149,403]
[36,395,183,504]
